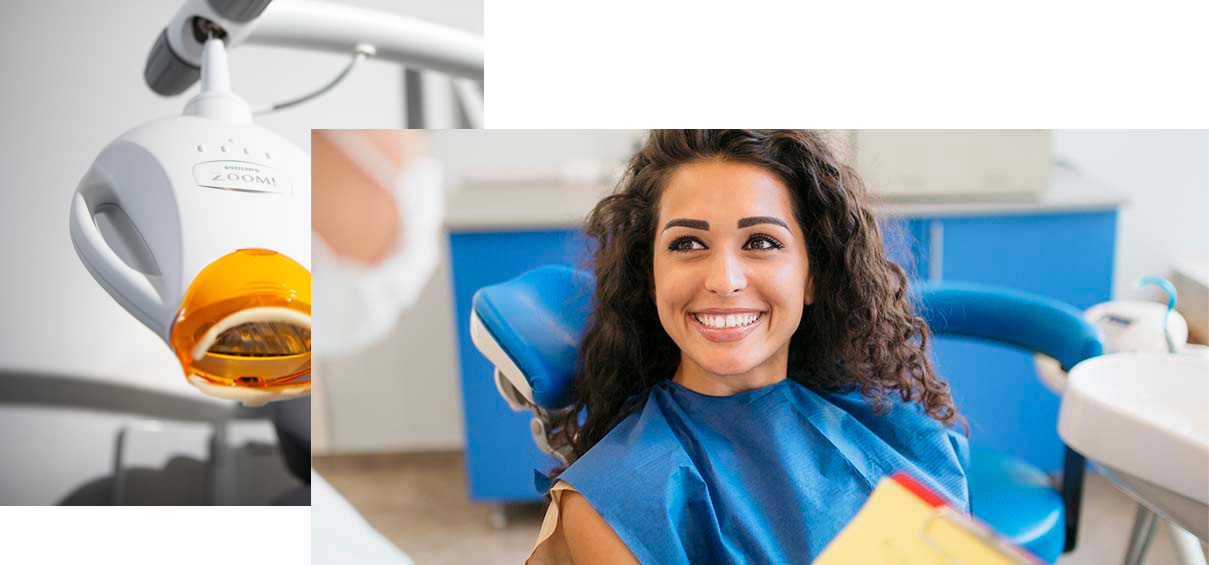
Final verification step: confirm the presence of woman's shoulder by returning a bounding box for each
[552,391,706,564]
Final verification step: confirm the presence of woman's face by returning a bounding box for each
[653,159,813,395]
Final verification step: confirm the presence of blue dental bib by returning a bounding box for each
[556,378,970,563]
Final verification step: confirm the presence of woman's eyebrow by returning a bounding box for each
[738,216,789,230]
[663,218,709,232]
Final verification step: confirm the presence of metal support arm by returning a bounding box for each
[248,0,483,81]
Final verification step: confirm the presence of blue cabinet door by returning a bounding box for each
[930,211,1117,472]
[449,229,591,502]
[883,218,931,281]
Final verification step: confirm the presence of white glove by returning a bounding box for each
[312,136,444,358]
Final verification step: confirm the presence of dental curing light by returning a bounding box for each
[70,36,310,406]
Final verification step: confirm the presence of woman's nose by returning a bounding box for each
[704,251,746,295]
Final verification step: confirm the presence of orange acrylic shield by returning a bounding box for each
[169,249,310,404]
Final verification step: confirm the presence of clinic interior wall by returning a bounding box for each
[1051,130,1209,301]
[0,0,479,504]
[428,129,645,189]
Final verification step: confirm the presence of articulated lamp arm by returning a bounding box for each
[146,0,483,95]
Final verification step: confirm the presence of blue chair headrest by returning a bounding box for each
[911,282,1103,371]
[472,266,594,409]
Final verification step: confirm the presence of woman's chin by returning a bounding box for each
[694,357,760,379]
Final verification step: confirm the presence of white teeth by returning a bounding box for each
[693,312,761,329]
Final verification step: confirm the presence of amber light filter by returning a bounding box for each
[169,249,311,405]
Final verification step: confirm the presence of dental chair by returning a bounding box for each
[470,266,1105,563]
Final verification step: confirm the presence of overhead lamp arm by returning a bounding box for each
[146,0,483,96]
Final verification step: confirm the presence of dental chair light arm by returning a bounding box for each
[247,0,483,80]
[147,0,484,96]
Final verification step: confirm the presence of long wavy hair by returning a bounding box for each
[553,130,960,466]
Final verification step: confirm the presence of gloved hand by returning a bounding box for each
[311,130,444,357]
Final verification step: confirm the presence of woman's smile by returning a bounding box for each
[688,309,766,342]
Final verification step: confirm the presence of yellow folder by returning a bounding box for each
[814,473,1040,564]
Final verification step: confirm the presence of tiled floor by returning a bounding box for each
[314,451,1205,564]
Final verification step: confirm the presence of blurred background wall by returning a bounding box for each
[1053,131,1208,306]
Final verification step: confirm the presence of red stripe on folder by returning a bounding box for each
[890,472,948,508]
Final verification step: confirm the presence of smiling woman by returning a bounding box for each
[529,130,970,564]
[653,160,813,396]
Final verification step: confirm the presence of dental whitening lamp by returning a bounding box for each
[71,0,483,406]
[72,36,312,406]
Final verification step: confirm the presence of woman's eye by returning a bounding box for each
[744,234,784,251]
[668,236,705,253]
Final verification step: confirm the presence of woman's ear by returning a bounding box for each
[804,277,815,306]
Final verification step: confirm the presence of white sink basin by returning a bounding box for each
[1059,352,1209,505]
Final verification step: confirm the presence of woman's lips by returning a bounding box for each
[689,311,765,343]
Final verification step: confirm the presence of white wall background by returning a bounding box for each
[1052,130,1209,301]
[0,0,480,504]
[429,129,643,188]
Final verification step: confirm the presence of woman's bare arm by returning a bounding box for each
[559,490,640,564]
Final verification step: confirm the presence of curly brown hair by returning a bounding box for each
[554,129,961,465]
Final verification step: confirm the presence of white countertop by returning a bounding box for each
[445,167,1127,232]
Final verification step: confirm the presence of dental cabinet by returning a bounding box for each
[446,171,1123,503]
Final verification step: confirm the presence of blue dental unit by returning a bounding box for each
[447,187,1120,561]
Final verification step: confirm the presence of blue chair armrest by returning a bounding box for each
[912,281,1104,371]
